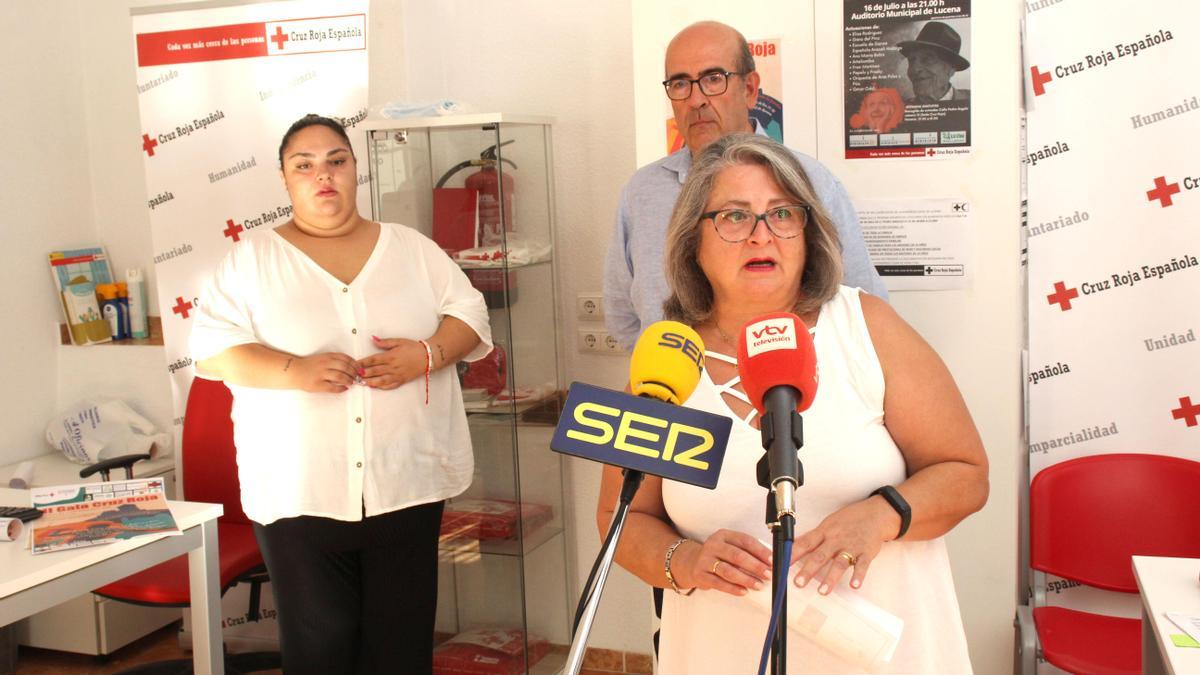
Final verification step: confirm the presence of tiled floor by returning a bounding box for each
[12,622,282,675]
[13,627,649,675]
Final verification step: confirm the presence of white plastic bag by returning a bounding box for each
[45,399,171,465]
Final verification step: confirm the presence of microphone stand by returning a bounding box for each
[757,387,804,675]
[564,469,644,675]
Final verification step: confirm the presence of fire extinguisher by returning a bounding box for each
[465,144,515,248]
[434,140,518,307]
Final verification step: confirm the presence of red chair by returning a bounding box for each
[92,377,279,674]
[1014,453,1200,675]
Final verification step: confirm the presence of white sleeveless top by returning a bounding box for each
[659,286,973,674]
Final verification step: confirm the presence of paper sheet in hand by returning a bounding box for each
[745,549,903,671]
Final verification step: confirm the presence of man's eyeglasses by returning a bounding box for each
[701,205,809,243]
[662,70,744,100]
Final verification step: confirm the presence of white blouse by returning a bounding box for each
[190,223,492,525]
[659,287,972,673]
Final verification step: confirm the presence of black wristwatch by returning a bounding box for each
[871,486,911,539]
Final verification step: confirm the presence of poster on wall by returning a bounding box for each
[667,37,782,153]
[747,38,783,143]
[843,1,972,159]
[856,198,972,291]
[1023,0,1200,626]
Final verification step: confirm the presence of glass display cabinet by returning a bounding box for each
[361,114,569,674]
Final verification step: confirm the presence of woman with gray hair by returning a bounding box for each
[596,134,987,672]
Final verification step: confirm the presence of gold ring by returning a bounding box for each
[711,560,723,575]
[837,551,858,566]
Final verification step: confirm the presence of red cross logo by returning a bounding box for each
[1171,396,1200,427]
[1046,281,1079,311]
[223,219,244,242]
[142,133,158,157]
[1031,66,1052,97]
[926,148,936,157]
[271,26,289,50]
[172,296,193,319]
[1146,176,1181,208]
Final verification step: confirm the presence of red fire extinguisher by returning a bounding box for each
[433,141,518,307]
[465,160,514,249]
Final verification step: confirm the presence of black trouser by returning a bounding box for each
[253,500,445,675]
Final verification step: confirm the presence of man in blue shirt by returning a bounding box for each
[604,21,887,348]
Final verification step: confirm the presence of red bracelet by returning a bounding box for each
[417,339,432,405]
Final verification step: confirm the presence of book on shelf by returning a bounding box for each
[48,246,113,346]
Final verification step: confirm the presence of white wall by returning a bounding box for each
[79,2,160,306]
[0,1,97,466]
[52,0,188,460]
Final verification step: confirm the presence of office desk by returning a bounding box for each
[1133,555,1200,675]
[2,452,180,654]
[0,487,224,674]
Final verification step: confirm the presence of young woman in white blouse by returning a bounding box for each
[191,114,492,674]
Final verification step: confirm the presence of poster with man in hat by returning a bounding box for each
[843,1,972,159]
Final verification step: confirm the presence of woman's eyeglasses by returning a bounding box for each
[700,205,809,243]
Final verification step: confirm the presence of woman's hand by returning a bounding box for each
[359,335,429,389]
[790,496,899,594]
[289,352,360,393]
[672,529,773,596]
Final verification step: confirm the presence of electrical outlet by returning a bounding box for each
[577,293,604,319]
[603,333,624,354]
[578,329,604,352]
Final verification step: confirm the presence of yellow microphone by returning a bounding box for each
[629,321,705,405]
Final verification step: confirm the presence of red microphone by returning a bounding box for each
[736,313,817,414]
[736,312,817,520]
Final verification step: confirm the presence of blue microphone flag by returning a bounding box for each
[550,382,731,489]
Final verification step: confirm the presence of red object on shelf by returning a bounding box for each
[440,498,553,541]
[433,627,549,675]
[438,509,481,542]
[462,164,517,307]
[463,165,514,249]
[432,187,479,254]
[462,345,507,396]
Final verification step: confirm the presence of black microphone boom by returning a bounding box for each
[758,384,806,494]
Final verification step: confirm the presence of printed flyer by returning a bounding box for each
[31,477,179,554]
[856,197,972,290]
[844,0,972,159]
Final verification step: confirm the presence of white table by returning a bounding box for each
[0,487,224,674]
[1133,555,1200,675]
[3,452,182,656]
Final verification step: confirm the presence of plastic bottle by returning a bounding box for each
[126,268,149,339]
[115,282,132,339]
[95,283,127,340]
